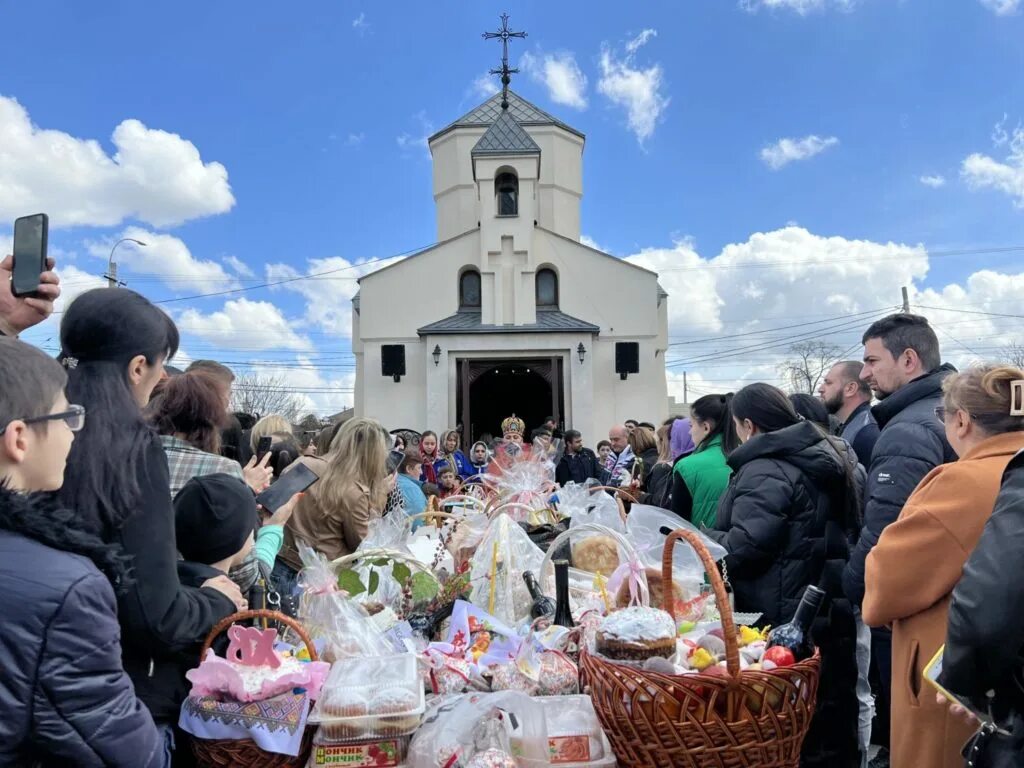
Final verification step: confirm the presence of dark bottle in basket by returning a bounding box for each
[765,584,825,661]
[552,560,575,628]
[523,570,556,620]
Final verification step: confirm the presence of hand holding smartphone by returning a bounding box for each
[11,214,48,298]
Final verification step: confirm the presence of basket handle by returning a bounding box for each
[662,529,739,676]
[199,609,319,663]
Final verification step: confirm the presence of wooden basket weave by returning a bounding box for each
[580,529,821,768]
[190,609,318,768]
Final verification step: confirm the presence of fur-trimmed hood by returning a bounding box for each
[0,484,131,589]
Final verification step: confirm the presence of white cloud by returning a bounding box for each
[919,174,947,188]
[249,356,356,416]
[266,253,407,338]
[520,51,588,110]
[396,111,434,158]
[580,234,610,253]
[962,118,1024,208]
[178,298,312,352]
[620,225,1024,396]
[88,227,236,292]
[760,135,839,170]
[597,31,669,145]
[979,0,1021,15]
[352,12,369,33]
[345,133,365,146]
[625,29,658,55]
[740,0,858,13]
[223,254,255,278]
[0,95,234,229]
[471,74,501,100]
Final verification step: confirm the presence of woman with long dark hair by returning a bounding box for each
[671,394,733,527]
[709,382,863,768]
[57,288,241,742]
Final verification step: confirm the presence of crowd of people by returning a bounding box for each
[1,256,1024,768]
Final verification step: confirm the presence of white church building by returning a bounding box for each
[352,89,668,443]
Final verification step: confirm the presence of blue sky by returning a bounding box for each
[1,0,1022,414]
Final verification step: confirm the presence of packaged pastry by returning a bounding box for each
[615,566,687,611]
[571,535,620,576]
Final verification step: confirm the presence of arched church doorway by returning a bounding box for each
[457,358,564,445]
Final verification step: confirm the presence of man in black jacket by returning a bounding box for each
[819,360,880,467]
[941,448,1024,764]
[555,430,604,486]
[842,314,958,765]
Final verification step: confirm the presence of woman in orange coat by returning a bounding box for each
[863,365,1024,768]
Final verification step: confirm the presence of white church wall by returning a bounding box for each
[531,230,660,337]
[357,231,479,339]
[358,338,427,429]
[526,126,583,240]
[431,129,485,241]
[591,338,669,430]
[475,156,539,326]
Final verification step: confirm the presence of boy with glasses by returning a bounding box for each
[0,337,165,767]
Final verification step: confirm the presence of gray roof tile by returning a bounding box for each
[418,309,599,336]
[472,109,540,156]
[430,89,584,142]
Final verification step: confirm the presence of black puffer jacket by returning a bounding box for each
[843,364,957,606]
[708,420,850,627]
[0,487,164,767]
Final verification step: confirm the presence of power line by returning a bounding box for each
[915,305,1024,321]
[666,307,889,348]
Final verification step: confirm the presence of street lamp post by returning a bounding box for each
[106,238,147,288]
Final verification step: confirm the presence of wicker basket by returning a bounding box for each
[190,609,319,768]
[580,529,821,768]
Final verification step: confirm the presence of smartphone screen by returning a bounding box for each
[923,645,990,722]
[256,461,319,512]
[12,214,48,297]
[255,435,273,462]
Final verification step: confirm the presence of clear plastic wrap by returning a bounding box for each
[295,544,394,661]
[407,691,548,768]
[359,510,412,553]
[469,514,545,625]
[482,441,557,521]
[567,492,625,576]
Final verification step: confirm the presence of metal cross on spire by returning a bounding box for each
[482,13,527,111]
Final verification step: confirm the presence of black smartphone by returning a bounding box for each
[11,213,48,297]
[256,461,319,513]
[255,435,273,462]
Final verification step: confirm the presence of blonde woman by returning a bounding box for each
[249,414,293,454]
[273,417,391,595]
[864,365,1024,768]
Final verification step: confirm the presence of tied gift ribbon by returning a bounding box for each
[609,559,649,608]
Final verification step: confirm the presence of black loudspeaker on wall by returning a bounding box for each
[381,344,406,382]
[615,342,640,380]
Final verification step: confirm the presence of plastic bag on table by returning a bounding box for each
[295,544,393,661]
[447,510,491,570]
[620,504,726,619]
[407,691,548,768]
[469,514,545,626]
[358,508,412,553]
[568,490,625,577]
[555,479,600,519]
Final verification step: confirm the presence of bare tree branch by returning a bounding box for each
[230,373,304,422]
[778,341,846,394]
[1000,343,1024,369]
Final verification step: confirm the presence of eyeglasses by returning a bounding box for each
[935,406,975,423]
[0,404,86,436]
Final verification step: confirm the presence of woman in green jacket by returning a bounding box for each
[672,393,734,529]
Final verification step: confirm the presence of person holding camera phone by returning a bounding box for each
[0,256,60,338]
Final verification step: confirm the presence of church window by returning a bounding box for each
[536,268,558,309]
[460,269,481,309]
[495,172,518,216]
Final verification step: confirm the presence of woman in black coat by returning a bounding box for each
[940,448,1024,766]
[57,290,243,737]
[708,383,863,768]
